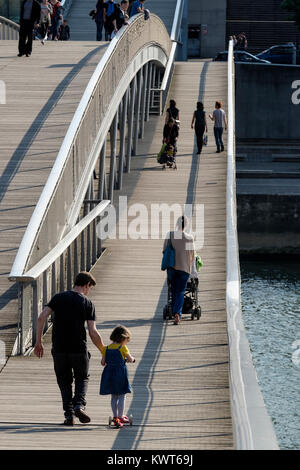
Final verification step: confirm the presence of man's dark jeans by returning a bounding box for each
[52,350,90,418]
[214,126,224,151]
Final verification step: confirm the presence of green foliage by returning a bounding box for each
[281,0,300,28]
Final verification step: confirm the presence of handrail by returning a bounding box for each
[170,0,185,42]
[159,0,185,111]
[0,16,20,39]
[9,200,110,282]
[226,39,279,450]
[9,13,171,280]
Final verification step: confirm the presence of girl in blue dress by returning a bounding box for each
[100,325,135,427]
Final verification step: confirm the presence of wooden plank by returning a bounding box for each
[0,61,233,450]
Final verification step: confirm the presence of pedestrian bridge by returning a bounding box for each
[0,0,278,450]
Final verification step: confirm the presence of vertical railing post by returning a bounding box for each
[32,281,38,347]
[108,113,118,202]
[98,140,107,201]
[118,88,129,190]
[145,62,153,122]
[140,63,148,139]
[67,246,72,290]
[126,76,137,173]
[133,69,142,156]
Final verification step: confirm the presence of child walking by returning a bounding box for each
[100,325,135,428]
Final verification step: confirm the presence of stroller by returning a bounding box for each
[163,256,202,321]
[157,143,177,170]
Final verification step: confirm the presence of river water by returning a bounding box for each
[240,257,300,450]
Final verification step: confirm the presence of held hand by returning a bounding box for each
[34,342,44,358]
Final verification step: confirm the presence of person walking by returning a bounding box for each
[34,271,104,426]
[103,0,117,41]
[100,325,135,428]
[94,0,104,41]
[165,99,180,125]
[191,101,208,155]
[163,118,179,148]
[18,0,41,57]
[163,216,195,325]
[209,101,227,153]
[39,0,52,44]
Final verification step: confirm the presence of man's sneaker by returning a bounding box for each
[75,408,91,423]
[119,415,130,424]
[62,416,74,426]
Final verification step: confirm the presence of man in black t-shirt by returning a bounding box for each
[34,271,104,425]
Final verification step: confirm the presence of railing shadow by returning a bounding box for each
[0,44,106,206]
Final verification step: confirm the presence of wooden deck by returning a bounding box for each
[0,40,108,355]
[0,61,233,449]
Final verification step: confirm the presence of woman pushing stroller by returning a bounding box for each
[159,118,179,169]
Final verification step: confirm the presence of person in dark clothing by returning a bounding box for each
[165,99,179,124]
[18,0,41,57]
[34,271,104,426]
[94,0,104,41]
[58,19,70,40]
[112,0,129,34]
[103,0,117,41]
[191,101,208,155]
[163,118,179,148]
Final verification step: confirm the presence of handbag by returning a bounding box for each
[161,234,175,271]
[203,134,208,146]
[157,143,166,163]
[195,254,203,271]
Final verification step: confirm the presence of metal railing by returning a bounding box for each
[0,16,19,39]
[14,200,110,355]
[225,39,279,450]
[156,0,185,114]
[9,13,172,355]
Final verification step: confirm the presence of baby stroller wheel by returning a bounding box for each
[129,414,133,426]
[163,305,168,320]
[168,306,173,320]
[195,307,201,320]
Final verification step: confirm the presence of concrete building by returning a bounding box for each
[187,0,226,58]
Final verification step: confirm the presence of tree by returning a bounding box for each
[281,0,300,29]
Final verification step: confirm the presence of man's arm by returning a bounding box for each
[87,320,104,352]
[34,306,53,358]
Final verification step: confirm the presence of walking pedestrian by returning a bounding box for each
[50,0,63,40]
[165,99,180,124]
[103,0,117,41]
[39,0,52,44]
[94,0,104,41]
[191,101,208,155]
[100,325,135,428]
[34,271,104,426]
[163,216,195,325]
[18,0,41,57]
[209,101,227,153]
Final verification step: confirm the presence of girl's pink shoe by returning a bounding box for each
[119,415,130,424]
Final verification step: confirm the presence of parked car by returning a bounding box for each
[256,44,300,65]
[213,51,271,64]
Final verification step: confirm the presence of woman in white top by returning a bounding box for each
[163,216,195,325]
